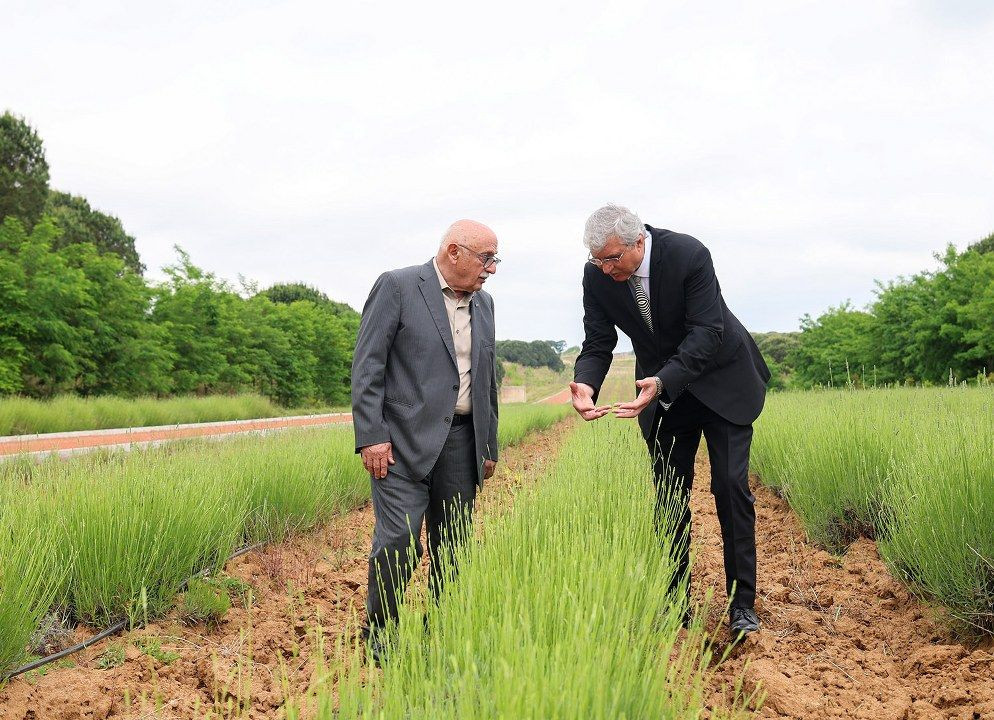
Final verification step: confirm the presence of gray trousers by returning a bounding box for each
[366,422,478,630]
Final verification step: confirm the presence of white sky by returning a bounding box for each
[4,0,993,349]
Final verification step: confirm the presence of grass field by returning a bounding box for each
[301,420,745,719]
[0,405,572,678]
[0,394,348,436]
[500,360,573,402]
[752,387,994,634]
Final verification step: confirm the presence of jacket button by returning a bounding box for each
[452,385,459,391]
[443,417,451,424]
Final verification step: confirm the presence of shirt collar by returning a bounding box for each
[432,258,472,301]
[634,228,652,279]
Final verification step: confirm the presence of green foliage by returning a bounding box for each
[496,339,565,372]
[0,402,562,673]
[788,302,878,388]
[0,393,292,435]
[0,229,357,405]
[133,636,180,664]
[968,230,994,255]
[96,643,126,670]
[754,387,994,636]
[329,421,734,719]
[45,191,144,274]
[752,331,800,364]
[789,239,994,388]
[0,499,63,677]
[217,576,254,609]
[180,578,232,626]
[496,403,570,448]
[0,112,50,228]
[0,116,359,405]
[495,358,505,387]
[0,427,366,631]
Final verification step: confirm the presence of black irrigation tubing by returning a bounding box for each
[4,540,267,681]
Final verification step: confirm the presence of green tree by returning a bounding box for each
[751,331,801,365]
[58,241,171,395]
[0,217,90,395]
[45,191,145,274]
[788,302,879,388]
[967,230,994,255]
[938,247,994,379]
[496,340,565,372]
[0,112,50,228]
[151,249,234,395]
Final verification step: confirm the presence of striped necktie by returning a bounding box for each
[629,275,653,333]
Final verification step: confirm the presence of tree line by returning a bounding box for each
[754,232,994,390]
[1,111,357,406]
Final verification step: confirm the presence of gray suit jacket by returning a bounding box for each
[351,260,499,485]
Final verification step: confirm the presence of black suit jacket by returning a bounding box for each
[573,226,771,441]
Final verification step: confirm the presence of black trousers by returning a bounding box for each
[649,392,757,610]
[366,422,477,631]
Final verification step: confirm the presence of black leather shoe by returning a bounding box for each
[364,628,389,667]
[729,607,760,638]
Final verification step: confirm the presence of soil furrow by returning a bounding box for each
[692,451,994,719]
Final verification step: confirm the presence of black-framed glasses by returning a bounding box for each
[457,244,501,271]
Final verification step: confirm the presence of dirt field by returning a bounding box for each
[3,417,992,719]
[0,419,574,720]
[691,449,994,719]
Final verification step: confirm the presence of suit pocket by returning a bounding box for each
[384,395,414,408]
[713,332,744,368]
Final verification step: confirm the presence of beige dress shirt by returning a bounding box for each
[433,258,473,414]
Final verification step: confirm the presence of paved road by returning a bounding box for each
[0,413,353,460]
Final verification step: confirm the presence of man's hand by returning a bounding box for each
[613,377,659,418]
[361,441,394,479]
[569,381,611,421]
[483,459,497,480]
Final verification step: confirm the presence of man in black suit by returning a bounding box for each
[570,204,770,637]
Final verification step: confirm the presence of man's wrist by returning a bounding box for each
[653,376,663,398]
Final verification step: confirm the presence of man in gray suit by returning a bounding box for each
[351,219,500,658]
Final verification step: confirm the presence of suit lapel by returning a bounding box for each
[418,261,458,368]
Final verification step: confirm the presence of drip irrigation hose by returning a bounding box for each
[3,541,266,681]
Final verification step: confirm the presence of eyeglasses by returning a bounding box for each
[587,247,628,268]
[457,244,501,271]
[587,235,642,268]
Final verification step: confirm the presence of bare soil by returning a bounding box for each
[0,419,575,720]
[4,421,992,720]
[690,450,994,720]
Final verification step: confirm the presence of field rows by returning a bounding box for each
[302,420,746,719]
[0,403,569,679]
[752,387,994,634]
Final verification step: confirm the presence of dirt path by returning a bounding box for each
[0,419,575,720]
[689,450,994,719]
[0,414,352,459]
[536,388,571,404]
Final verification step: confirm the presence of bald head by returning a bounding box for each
[436,219,499,295]
[440,219,497,250]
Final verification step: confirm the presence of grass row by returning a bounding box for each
[752,387,994,634]
[500,361,572,402]
[300,420,744,719]
[0,404,571,679]
[496,403,571,448]
[0,393,344,436]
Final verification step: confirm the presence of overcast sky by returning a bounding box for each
[5,0,993,349]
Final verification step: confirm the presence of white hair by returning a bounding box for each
[583,204,645,252]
